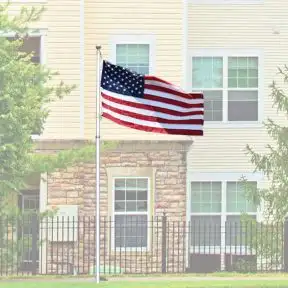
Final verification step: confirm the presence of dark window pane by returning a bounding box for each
[115,201,125,212]
[190,215,221,246]
[126,190,137,200]
[226,215,256,246]
[115,215,148,248]
[137,201,147,212]
[126,179,137,188]
[126,201,137,211]
[137,178,148,189]
[203,91,223,121]
[115,190,125,201]
[115,179,125,188]
[137,190,147,201]
[228,91,258,121]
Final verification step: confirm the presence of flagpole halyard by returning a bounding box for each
[95,45,102,284]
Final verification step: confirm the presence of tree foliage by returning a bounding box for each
[0,3,109,208]
[245,66,288,221]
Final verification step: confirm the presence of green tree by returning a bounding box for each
[245,66,288,221]
[0,3,113,272]
[0,3,111,213]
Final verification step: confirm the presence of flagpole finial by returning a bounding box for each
[96,45,102,50]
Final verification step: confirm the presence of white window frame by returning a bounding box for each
[187,172,264,261]
[188,0,263,4]
[0,29,47,139]
[189,49,263,128]
[111,176,151,252]
[110,34,156,75]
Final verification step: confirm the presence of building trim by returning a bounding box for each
[110,34,156,75]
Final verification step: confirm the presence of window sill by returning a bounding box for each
[204,122,263,129]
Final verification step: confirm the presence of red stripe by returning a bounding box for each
[144,94,204,109]
[101,92,204,117]
[102,102,204,125]
[103,112,204,136]
[145,84,203,100]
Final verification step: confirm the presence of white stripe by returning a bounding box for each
[103,108,203,131]
[102,89,204,113]
[144,88,204,105]
[102,97,204,120]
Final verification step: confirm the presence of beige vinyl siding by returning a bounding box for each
[4,1,81,139]
[187,0,287,172]
[84,0,186,140]
[43,0,81,139]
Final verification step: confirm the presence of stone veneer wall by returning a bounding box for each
[43,140,191,274]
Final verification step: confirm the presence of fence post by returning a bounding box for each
[31,214,38,275]
[161,214,167,273]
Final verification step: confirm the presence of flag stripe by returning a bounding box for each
[145,80,186,94]
[145,84,203,100]
[102,102,204,125]
[101,97,203,120]
[103,112,204,136]
[144,75,171,85]
[144,93,204,108]
[102,89,203,113]
[144,88,204,104]
[102,107,203,130]
[101,91,204,116]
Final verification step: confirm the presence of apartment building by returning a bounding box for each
[5,0,287,274]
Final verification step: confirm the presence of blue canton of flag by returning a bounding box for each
[101,60,145,98]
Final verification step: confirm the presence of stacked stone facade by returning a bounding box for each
[40,140,191,274]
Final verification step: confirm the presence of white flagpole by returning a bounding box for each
[95,45,102,283]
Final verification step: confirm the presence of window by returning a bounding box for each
[6,35,42,136]
[113,178,149,249]
[190,182,222,246]
[7,36,41,64]
[190,180,257,249]
[116,44,150,75]
[226,181,257,213]
[192,55,260,123]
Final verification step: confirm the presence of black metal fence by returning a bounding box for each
[0,215,286,275]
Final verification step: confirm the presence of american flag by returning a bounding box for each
[100,60,204,136]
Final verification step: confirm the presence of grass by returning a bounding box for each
[106,272,288,278]
[0,280,288,288]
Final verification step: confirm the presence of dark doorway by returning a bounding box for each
[18,190,40,273]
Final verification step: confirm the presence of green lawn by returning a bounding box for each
[0,280,288,288]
